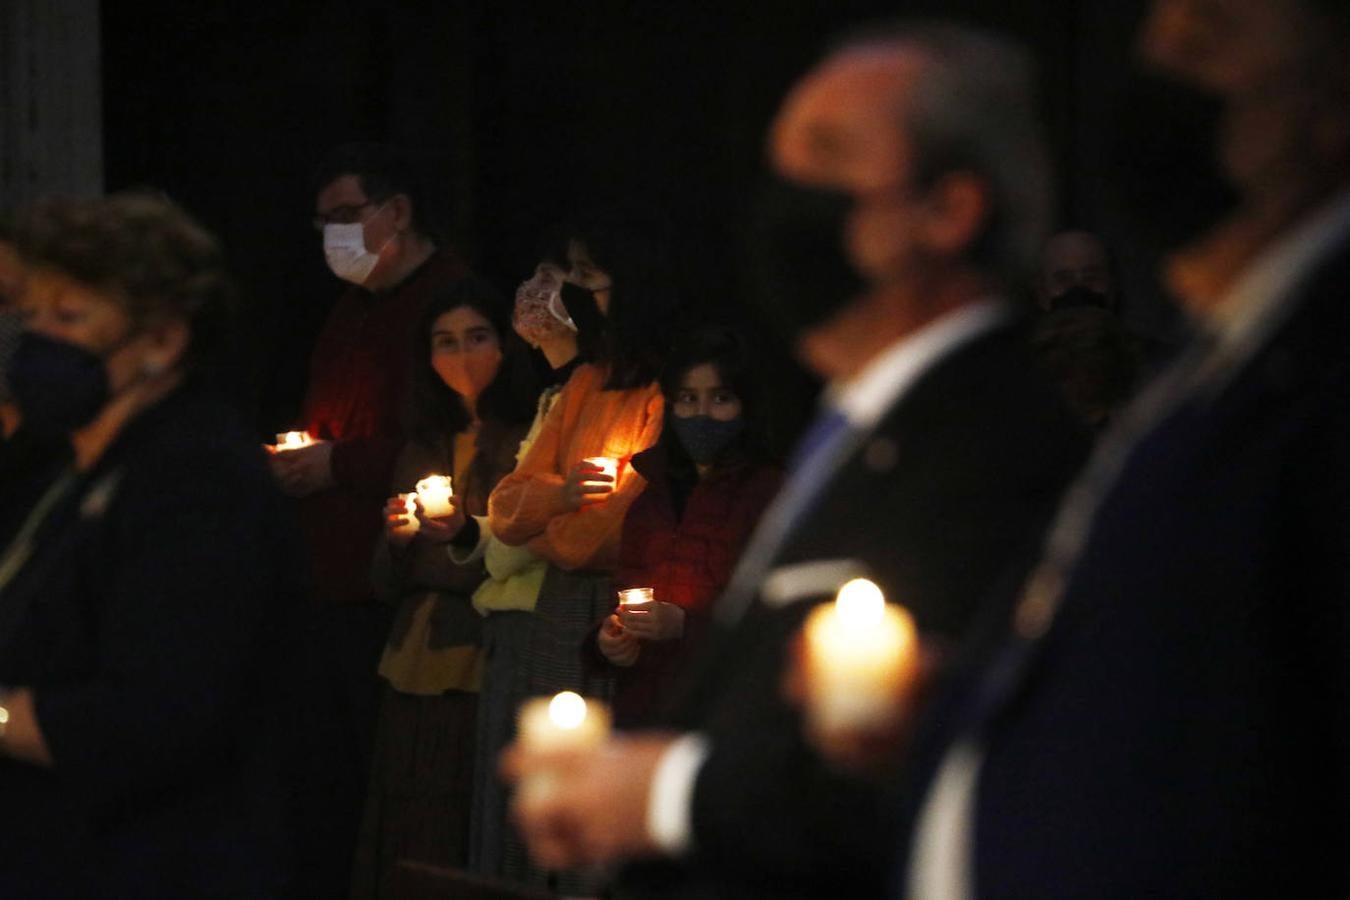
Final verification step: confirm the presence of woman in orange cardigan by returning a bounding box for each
[487,215,676,887]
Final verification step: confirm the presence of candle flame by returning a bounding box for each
[548,691,588,730]
[415,475,454,496]
[618,587,654,606]
[835,578,886,627]
[277,431,312,449]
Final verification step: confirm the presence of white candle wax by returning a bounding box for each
[391,492,420,539]
[516,691,612,803]
[275,430,314,451]
[803,578,919,733]
[415,474,455,518]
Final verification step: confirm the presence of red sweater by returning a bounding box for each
[606,444,782,726]
[294,249,468,607]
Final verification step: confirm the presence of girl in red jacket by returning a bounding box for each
[597,326,783,727]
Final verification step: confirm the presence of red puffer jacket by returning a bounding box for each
[603,443,782,727]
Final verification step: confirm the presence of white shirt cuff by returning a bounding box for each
[646,732,711,857]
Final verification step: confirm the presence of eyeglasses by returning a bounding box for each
[312,199,383,231]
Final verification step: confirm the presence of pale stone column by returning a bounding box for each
[0,0,103,209]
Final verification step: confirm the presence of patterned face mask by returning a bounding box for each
[513,271,576,346]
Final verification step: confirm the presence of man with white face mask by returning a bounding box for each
[279,142,469,898]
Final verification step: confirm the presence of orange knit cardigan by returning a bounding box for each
[487,363,664,572]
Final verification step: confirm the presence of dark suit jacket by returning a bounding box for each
[928,233,1350,898]
[624,319,1088,899]
[0,383,305,898]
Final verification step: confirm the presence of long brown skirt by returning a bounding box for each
[350,684,478,899]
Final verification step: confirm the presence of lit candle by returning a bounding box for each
[391,492,420,539]
[517,690,611,752]
[516,691,612,802]
[617,586,654,616]
[803,578,919,733]
[414,475,455,518]
[583,456,618,485]
[274,430,314,451]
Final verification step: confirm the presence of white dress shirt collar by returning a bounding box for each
[828,299,1008,432]
[1199,186,1350,389]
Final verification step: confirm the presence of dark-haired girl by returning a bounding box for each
[595,327,783,727]
[351,276,539,896]
[485,215,674,888]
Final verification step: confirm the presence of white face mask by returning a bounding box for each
[322,204,391,285]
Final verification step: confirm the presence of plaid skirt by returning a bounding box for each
[502,566,616,894]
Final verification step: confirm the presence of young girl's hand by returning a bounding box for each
[563,459,615,509]
[383,494,419,547]
[597,614,641,666]
[415,497,466,543]
[618,600,685,641]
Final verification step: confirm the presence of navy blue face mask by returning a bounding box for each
[670,414,745,466]
[6,331,113,433]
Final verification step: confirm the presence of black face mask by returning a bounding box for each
[559,281,606,355]
[1102,72,1241,250]
[1049,285,1115,313]
[670,414,745,467]
[6,331,112,433]
[747,175,867,346]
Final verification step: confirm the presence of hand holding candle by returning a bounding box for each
[801,578,920,735]
[514,691,612,804]
[266,437,333,497]
[597,614,641,666]
[616,587,684,640]
[384,493,420,545]
[501,727,675,870]
[564,457,617,508]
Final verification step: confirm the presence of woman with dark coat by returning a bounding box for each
[0,192,303,897]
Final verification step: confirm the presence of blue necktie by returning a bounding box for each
[717,407,857,624]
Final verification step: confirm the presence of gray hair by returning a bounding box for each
[841,23,1053,286]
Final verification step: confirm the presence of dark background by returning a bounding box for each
[101,0,1172,440]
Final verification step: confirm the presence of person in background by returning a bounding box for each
[485,210,675,891]
[350,276,539,896]
[1031,305,1140,430]
[595,325,783,728]
[277,142,470,896]
[455,235,589,879]
[0,191,302,897]
[501,25,1087,899]
[1034,228,1121,313]
[905,1,1350,894]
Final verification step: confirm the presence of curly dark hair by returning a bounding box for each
[11,190,236,376]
